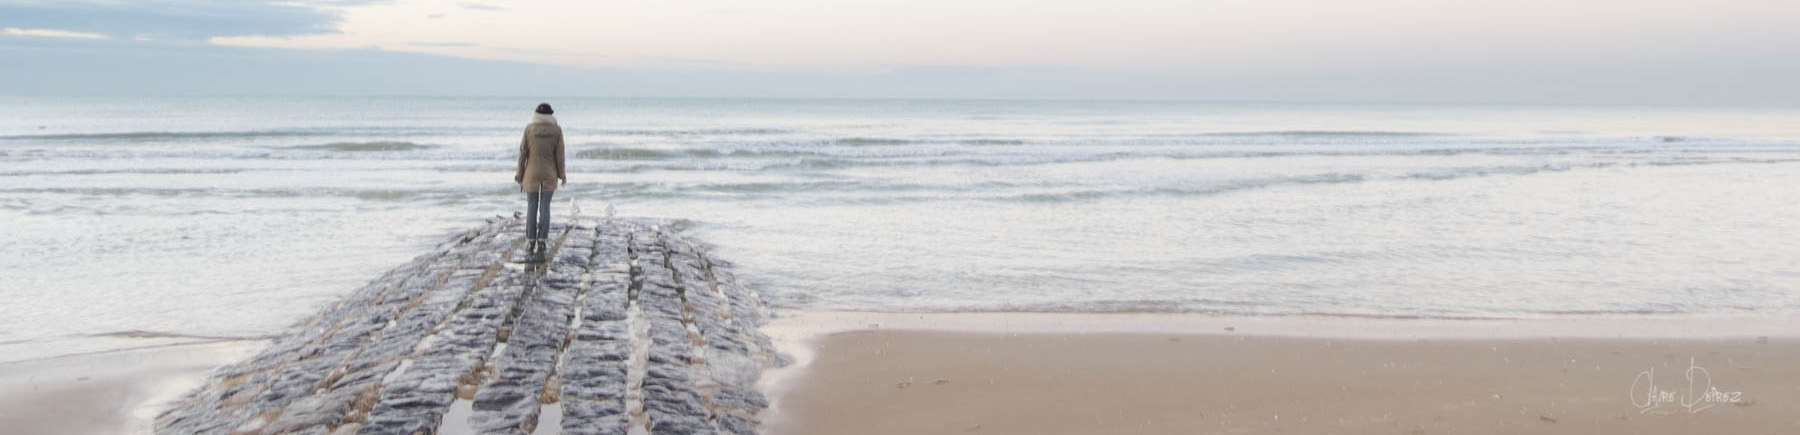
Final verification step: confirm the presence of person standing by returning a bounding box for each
[515,103,566,262]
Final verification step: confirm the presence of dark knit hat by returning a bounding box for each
[535,103,553,115]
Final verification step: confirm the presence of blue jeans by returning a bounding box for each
[526,190,553,241]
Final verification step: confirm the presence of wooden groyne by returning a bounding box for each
[155,217,779,435]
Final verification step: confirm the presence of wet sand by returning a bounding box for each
[762,314,1800,435]
[0,341,262,434]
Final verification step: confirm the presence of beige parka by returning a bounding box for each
[514,113,566,192]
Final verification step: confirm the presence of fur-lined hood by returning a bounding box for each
[530,113,557,125]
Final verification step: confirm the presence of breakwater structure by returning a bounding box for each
[154,217,780,435]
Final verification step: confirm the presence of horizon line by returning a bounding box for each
[4,93,1798,109]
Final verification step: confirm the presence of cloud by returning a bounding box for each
[4,34,1799,105]
[409,41,477,47]
[0,0,346,41]
[3,0,1799,104]
[4,27,107,40]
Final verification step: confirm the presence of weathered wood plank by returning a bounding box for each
[154,218,775,435]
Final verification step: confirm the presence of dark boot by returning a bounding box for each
[529,238,548,263]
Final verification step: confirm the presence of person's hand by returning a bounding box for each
[560,178,567,186]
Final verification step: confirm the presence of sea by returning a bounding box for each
[3,96,1798,361]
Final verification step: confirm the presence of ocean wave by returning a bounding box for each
[591,128,791,137]
[576,147,1800,173]
[771,136,1026,146]
[9,143,1797,176]
[0,186,493,203]
[834,137,915,146]
[1640,156,1800,167]
[771,158,861,170]
[0,130,332,142]
[2,187,313,199]
[574,147,721,160]
[0,168,247,176]
[999,173,1368,203]
[5,156,1794,214]
[839,157,1800,205]
[1650,135,1720,143]
[0,148,512,162]
[574,146,873,161]
[959,139,1029,145]
[1400,163,1586,180]
[280,141,439,152]
[1186,130,1451,138]
[0,181,909,205]
[1390,159,1798,182]
[687,180,871,194]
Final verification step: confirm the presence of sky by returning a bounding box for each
[1,0,1797,104]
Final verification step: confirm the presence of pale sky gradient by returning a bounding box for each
[3,0,1798,103]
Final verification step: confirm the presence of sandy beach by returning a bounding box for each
[761,313,1800,435]
[4,312,1798,434]
[0,341,262,434]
